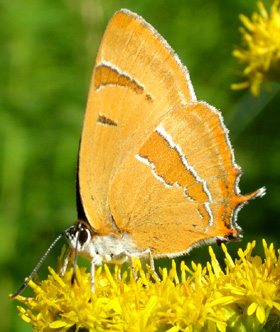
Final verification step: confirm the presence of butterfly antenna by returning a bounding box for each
[11,227,71,299]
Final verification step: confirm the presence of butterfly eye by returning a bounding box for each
[78,227,89,245]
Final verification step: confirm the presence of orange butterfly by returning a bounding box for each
[12,9,265,297]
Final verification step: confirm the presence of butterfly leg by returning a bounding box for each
[111,251,138,280]
[60,247,72,276]
[116,266,122,280]
[136,248,161,282]
[113,249,161,282]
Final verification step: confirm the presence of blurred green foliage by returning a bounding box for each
[1,0,278,331]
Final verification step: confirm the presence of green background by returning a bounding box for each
[1,0,279,331]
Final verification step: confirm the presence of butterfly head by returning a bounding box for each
[64,220,99,262]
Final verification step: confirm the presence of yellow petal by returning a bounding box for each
[256,305,266,324]
[247,302,258,316]
[49,320,69,328]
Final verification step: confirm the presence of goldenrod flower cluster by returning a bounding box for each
[13,240,280,332]
[232,1,280,96]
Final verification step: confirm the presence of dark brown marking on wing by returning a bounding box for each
[97,114,118,127]
[94,64,153,102]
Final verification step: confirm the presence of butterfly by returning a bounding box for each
[12,8,265,297]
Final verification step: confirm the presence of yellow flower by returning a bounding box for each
[12,240,280,332]
[231,1,280,96]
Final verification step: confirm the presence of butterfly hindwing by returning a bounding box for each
[109,102,262,255]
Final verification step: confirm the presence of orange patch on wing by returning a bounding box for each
[197,203,210,221]
[138,130,209,202]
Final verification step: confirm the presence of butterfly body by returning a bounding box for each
[66,222,139,266]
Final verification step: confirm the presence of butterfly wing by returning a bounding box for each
[109,102,265,256]
[78,9,196,233]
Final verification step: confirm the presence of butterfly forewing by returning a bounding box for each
[78,9,196,233]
